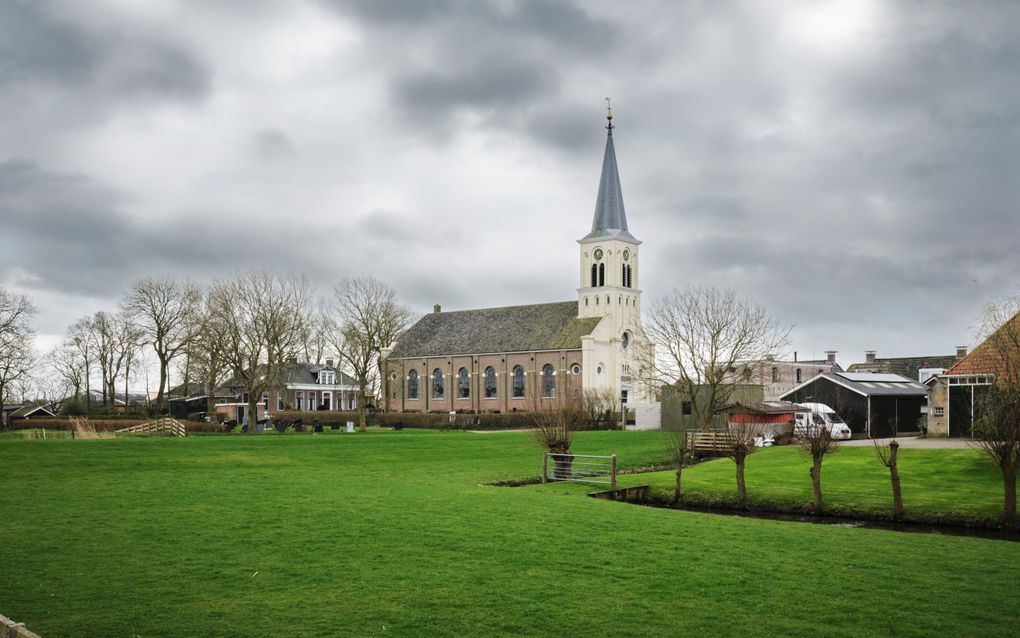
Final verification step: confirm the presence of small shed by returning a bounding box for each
[726,400,810,436]
[780,372,927,438]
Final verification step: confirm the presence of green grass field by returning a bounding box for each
[618,445,1008,521]
[1,430,1018,637]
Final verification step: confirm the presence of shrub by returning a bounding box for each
[59,398,87,416]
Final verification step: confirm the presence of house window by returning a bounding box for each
[277,391,284,411]
[408,370,419,400]
[458,367,470,399]
[308,391,317,410]
[295,391,304,411]
[682,401,693,415]
[433,369,444,399]
[262,392,269,407]
[771,367,778,383]
[934,406,945,416]
[322,392,331,410]
[542,364,556,398]
[571,364,581,375]
[484,367,497,398]
[796,369,802,384]
[512,366,525,398]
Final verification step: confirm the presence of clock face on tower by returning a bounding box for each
[623,249,630,261]
[594,248,603,260]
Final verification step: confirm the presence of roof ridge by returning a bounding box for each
[428,300,576,315]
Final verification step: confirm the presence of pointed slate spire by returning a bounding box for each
[583,100,636,242]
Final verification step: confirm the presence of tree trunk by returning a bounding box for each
[246,397,259,435]
[810,456,824,513]
[736,456,747,507]
[1004,464,1017,527]
[674,467,683,505]
[156,355,169,412]
[888,441,904,520]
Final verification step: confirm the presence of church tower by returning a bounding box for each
[577,103,649,405]
[577,104,641,329]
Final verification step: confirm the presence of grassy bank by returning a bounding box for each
[1,431,1018,636]
[616,445,1006,523]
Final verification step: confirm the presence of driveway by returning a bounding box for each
[841,436,974,449]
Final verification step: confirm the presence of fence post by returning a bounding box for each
[542,452,548,483]
[611,454,617,490]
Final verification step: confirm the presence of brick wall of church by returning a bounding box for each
[382,350,584,413]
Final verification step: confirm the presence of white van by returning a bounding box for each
[794,403,852,440]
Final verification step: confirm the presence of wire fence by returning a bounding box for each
[543,453,617,488]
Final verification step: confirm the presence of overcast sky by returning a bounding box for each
[2,0,1018,368]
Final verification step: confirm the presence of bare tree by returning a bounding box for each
[581,387,618,429]
[723,423,765,507]
[210,271,310,433]
[644,286,790,431]
[122,276,202,410]
[66,315,98,413]
[532,400,585,480]
[662,423,693,504]
[799,408,841,513]
[326,277,413,432]
[971,296,1020,526]
[872,437,905,520]
[188,288,233,413]
[0,289,37,428]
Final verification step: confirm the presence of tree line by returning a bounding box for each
[0,273,413,431]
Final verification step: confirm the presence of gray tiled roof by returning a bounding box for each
[389,301,601,358]
[582,129,636,242]
[280,363,357,386]
[846,355,958,379]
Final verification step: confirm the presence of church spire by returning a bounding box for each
[583,99,635,242]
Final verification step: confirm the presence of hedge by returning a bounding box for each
[11,418,214,433]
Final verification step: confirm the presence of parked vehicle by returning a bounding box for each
[794,403,852,440]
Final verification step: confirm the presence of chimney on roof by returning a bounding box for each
[865,350,877,363]
[434,304,442,314]
[794,351,798,362]
[956,345,968,359]
[326,358,334,368]
[825,350,837,364]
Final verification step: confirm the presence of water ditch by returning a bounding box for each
[587,485,1020,542]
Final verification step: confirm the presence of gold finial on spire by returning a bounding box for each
[605,96,614,134]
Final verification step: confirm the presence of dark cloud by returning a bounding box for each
[253,128,295,159]
[0,2,209,100]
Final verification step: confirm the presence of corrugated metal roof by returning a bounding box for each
[780,372,927,399]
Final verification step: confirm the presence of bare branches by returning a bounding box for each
[723,423,765,507]
[581,387,618,429]
[872,438,905,519]
[122,276,202,409]
[0,288,37,426]
[326,276,413,431]
[798,411,841,513]
[531,402,583,455]
[662,424,693,504]
[973,386,1020,526]
[645,285,790,431]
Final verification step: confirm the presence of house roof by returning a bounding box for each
[10,405,56,418]
[779,371,928,399]
[581,123,636,242]
[279,363,357,386]
[944,309,1020,377]
[730,400,810,415]
[389,301,601,358]
[846,355,959,379]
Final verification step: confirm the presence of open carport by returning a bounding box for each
[780,372,928,438]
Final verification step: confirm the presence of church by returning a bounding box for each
[380,109,652,414]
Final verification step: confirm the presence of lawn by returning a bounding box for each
[1,430,1018,637]
[616,445,1008,522]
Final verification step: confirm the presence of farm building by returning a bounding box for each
[780,372,927,438]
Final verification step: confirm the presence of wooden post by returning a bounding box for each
[542,452,548,483]
[611,454,618,489]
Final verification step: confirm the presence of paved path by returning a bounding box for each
[841,436,974,449]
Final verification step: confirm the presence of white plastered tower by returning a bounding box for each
[577,109,653,408]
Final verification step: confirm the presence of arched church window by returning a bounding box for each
[433,369,444,399]
[458,367,470,399]
[622,264,627,287]
[408,370,419,400]
[512,366,525,398]
[591,264,598,287]
[598,263,605,286]
[542,364,556,398]
[485,367,497,398]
